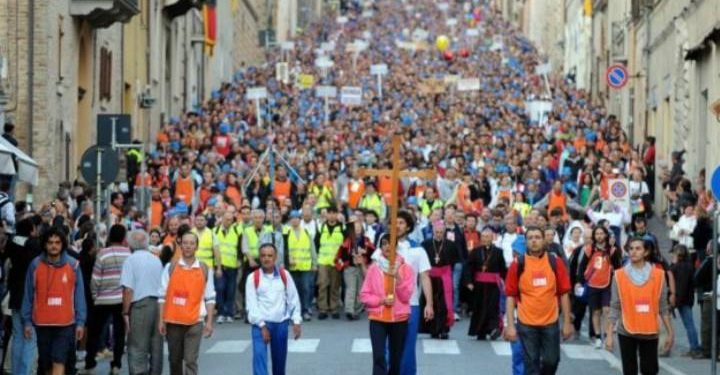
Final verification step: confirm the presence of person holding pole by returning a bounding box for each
[605,237,673,375]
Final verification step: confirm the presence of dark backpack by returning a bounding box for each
[517,252,558,279]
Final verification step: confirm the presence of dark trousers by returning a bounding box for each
[215,267,239,318]
[166,323,203,375]
[291,271,315,314]
[85,303,125,369]
[369,320,408,375]
[618,334,659,375]
[517,322,560,375]
[571,298,596,337]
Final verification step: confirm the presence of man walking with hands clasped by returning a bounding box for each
[246,243,302,375]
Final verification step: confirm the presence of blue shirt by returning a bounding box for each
[120,249,163,302]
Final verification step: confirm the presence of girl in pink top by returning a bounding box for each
[360,234,416,375]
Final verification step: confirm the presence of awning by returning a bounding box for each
[0,137,39,185]
[0,143,14,175]
[685,25,720,61]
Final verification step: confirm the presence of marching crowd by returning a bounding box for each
[0,0,719,375]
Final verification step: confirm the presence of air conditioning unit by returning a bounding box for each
[139,88,156,108]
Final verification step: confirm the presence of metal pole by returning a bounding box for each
[95,148,103,248]
[377,74,383,100]
[255,99,263,128]
[139,145,147,217]
[712,209,718,375]
[324,96,329,125]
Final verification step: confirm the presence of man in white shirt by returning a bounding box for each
[495,215,520,267]
[158,232,216,375]
[246,243,302,375]
[121,230,164,375]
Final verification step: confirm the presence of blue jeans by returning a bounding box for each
[398,306,420,375]
[452,263,462,313]
[512,338,525,375]
[517,322,560,375]
[252,321,289,375]
[216,267,239,318]
[291,271,315,314]
[12,311,36,375]
[678,305,700,351]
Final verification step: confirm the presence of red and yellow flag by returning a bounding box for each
[203,0,217,56]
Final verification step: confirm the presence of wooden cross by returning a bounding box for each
[357,134,436,267]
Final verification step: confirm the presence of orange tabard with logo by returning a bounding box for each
[164,265,206,325]
[517,255,558,326]
[33,262,77,326]
[615,267,664,335]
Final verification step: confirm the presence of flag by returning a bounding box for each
[203,0,217,56]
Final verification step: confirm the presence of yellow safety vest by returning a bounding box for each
[214,225,241,268]
[419,199,444,217]
[244,226,263,260]
[287,228,313,271]
[193,228,216,268]
[318,224,344,266]
[311,185,333,210]
[359,194,384,219]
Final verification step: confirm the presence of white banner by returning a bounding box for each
[370,64,388,75]
[456,78,481,92]
[316,86,338,98]
[246,87,268,100]
[340,86,363,106]
[275,62,289,83]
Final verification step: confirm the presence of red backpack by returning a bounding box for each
[252,267,288,290]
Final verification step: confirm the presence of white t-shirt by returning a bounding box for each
[372,239,431,306]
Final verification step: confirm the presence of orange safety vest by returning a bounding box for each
[347,180,365,209]
[163,264,206,325]
[273,179,292,202]
[151,201,164,229]
[175,176,194,206]
[378,176,393,203]
[32,261,77,326]
[547,191,568,219]
[517,255,558,326]
[616,266,664,335]
[583,246,613,288]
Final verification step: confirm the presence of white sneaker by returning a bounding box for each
[594,338,602,349]
[217,316,225,324]
[454,313,461,322]
[225,316,234,323]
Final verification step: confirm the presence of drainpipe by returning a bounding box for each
[26,0,34,200]
[643,3,651,142]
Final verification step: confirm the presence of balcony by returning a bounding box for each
[70,0,140,28]
[164,0,206,19]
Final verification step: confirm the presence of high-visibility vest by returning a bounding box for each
[214,225,241,268]
[151,200,164,229]
[310,185,333,210]
[163,264,206,325]
[32,260,77,326]
[419,199,444,217]
[547,191,568,220]
[273,179,292,202]
[318,224,344,266]
[175,176,194,206]
[244,226,263,260]
[517,254,559,326]
[287,228,313,271]
[194,228,216,268]
[378,176,393,203]
[359,194,384,219]
[347,180,365,209]
[615,266,664,335]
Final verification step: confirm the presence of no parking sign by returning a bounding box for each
[606,64,629,89]
[608,178,630,213]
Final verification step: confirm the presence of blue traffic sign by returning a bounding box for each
[606,64,628,89]
[711,166,720,201]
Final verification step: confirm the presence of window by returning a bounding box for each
[99,47,112,101]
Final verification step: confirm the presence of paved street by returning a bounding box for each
[78,217,713,375]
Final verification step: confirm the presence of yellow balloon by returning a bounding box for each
[436,35,450,52]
